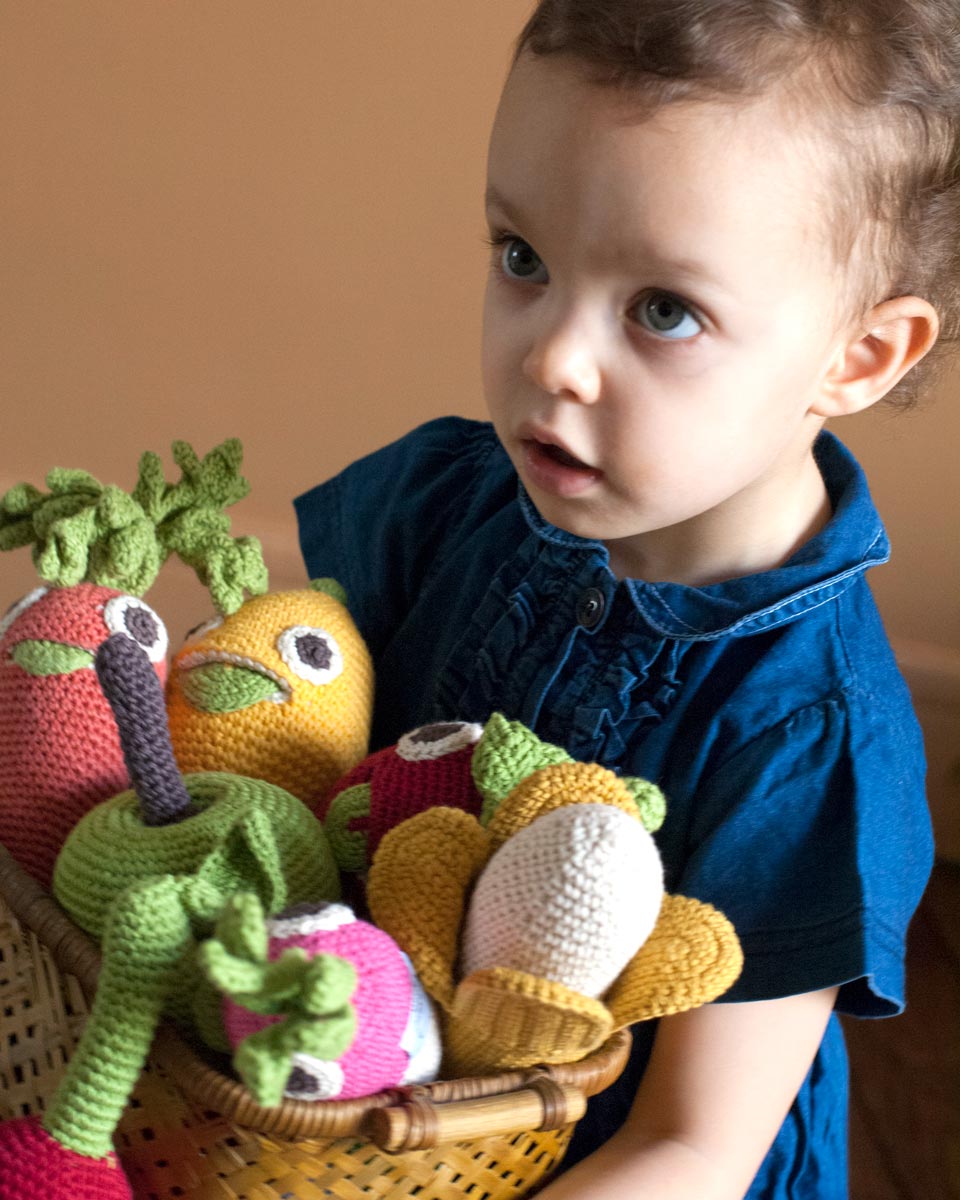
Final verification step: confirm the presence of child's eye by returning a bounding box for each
[498,237,549,284]
[631,291,703,340]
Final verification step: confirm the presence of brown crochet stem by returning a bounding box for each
[95,633,194,826]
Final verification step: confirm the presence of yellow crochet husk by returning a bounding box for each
[606,893,744,1028]
[167,588,373,807]
[367,806,491,1009]
[485,761,642,852]
[368,768,744,1078]
[445,967,613,1075]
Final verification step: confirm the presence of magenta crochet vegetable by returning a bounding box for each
[201,894,442,1106]
[0,440,267,885]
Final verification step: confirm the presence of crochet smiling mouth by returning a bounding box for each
[176,650,291,712]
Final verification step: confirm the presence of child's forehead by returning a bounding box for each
[488,57,831,252]
[493,52,813,160]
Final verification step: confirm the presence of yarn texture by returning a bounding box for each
[204,896,441,1105]
[0,1115,130,1200]
[461,803,664,997]
[167,582,373,808]
[368,751,743,1077]
[0,439,267,612]
[322,719,484,869]
[0,584,167,885]
[322,711,667,874]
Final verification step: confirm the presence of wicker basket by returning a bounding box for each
[0,844,630,1199]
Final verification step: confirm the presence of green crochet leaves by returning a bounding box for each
[473,713,573,824]
[0,439,268,613]
[10,639,95,676]
[473,713,667,832]
[623,777,667,833]
[323,783,372,872]
[200,893,358,1107]
[0,470,160,594]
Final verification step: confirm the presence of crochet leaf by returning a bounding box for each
[622,776,667,832]
[310,577,349,606]
[171,437,251,510]
[131,450,171,523]
[11,640,94,676]
[473,713,572,824]
[0,439,268,608]
[367,807,491,1009]
[201,941,268,997]
[201,893,358,1017]
[234,1000,357,1107]
[446,966,613,1075]
[212,892,270,963]
[323,783,372,872]
[605,894,744,1028]
[0,483,44,552]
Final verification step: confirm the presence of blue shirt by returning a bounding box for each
[295,417,933,1199]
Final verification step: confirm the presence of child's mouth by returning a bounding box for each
[521,438,602,497]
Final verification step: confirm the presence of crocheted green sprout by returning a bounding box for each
[200,893,358,1106]
[0,438,267,613]
[28,632,340,1172]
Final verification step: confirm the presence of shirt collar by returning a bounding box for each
[518,431,890,641]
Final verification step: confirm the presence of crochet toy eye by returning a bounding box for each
[276,625,344,685]
[396,721,484,762]
[103,595,169,664]
[0,587,49,643]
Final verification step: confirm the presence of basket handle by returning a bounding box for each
[362,1071,586,1152]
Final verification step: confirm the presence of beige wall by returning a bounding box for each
[1,1,522,637]
[3,4,958,845]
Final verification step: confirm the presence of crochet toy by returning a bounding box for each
[166,579,373,808]
[322,712,666,873]
[367,725,744,1077]
[200,893,442,1106]
[0,439,267,886]
[0,632,341,1200]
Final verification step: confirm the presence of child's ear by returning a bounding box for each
[812,296,939,417]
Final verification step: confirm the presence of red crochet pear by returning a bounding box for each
[0,583,168,886]
[0,1115,131,1200]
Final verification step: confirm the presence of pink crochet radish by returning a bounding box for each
[202,896,442,1105]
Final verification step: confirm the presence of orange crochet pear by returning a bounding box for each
[166,579,373,808]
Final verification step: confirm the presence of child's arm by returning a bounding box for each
[536,986,838,1200]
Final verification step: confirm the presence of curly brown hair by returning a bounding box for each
[515,0,960,403]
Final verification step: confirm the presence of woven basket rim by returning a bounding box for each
[0,841,631,1140]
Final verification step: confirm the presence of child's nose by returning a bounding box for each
[521,313,602,404]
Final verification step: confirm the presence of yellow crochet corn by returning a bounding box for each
[368,760,743,1077]
[167,580,373,809]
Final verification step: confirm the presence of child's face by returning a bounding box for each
[482,54,855,584]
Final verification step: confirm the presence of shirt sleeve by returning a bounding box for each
[293,418,502,660]
[674,693,933,1017]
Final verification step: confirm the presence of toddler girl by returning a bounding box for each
[296,2,958,1195]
